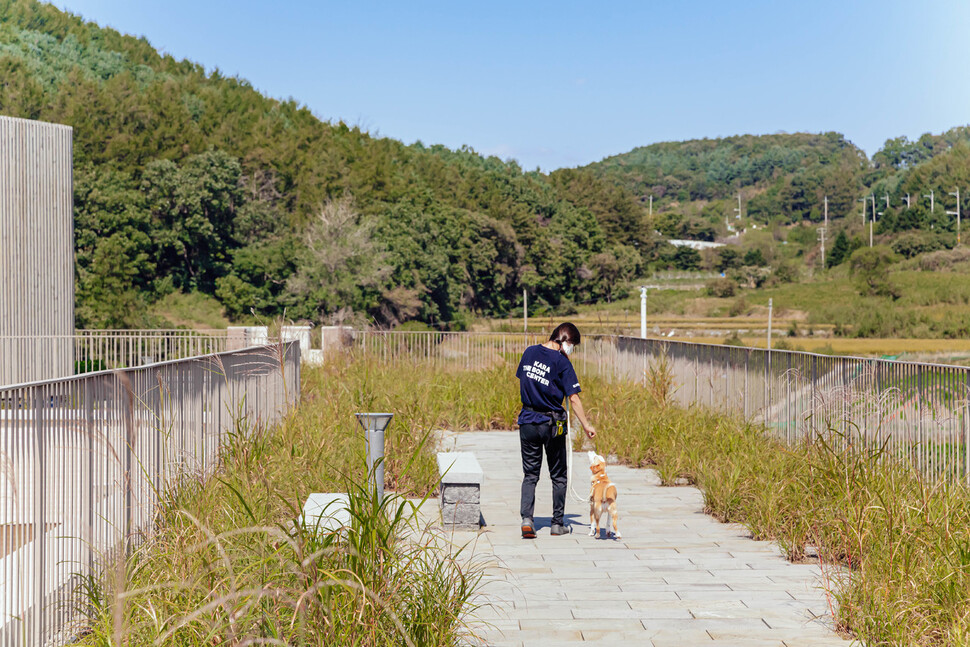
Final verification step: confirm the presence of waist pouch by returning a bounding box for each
[523,406,567,436]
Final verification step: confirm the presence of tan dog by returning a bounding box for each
[588,452,621,539]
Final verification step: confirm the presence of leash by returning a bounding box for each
[565,401,588,503]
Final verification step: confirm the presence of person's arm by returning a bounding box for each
[568,392,596,438]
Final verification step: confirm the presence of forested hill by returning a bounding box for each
[6,1,970,330]
[0,0,645,328]
[585,133,870,223]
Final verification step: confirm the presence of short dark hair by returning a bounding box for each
[549,322,581,346]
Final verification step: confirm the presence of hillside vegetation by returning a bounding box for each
[588,132,868,222]
[0,0,645,328]
[4,0,970,334]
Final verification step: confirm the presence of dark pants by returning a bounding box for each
[519,422,567,525]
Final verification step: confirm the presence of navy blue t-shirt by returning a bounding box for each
[515,344,582,425]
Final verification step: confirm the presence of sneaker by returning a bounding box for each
[550,523,569,536]
[521,518,536,539]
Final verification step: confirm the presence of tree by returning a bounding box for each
[672,247,701,270]
[587,244,638,302]
[827,231,850,267]
[743,248,767,267]
[143,150,244,293]
[715,247,742,272]
[849,246,900,299]
[285,196,391,323]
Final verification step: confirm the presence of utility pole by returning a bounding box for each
[817,196,828,270]
[640,286,648,339]
[870,194,876,247]
[948,188,961,246]
[884,194,890,210]
[818,227,826,271]
[904,193,911,209]
[924,189,935,213]
[859,196,867,226]
[734,193,742,221]
[648,195,653,216]
[523,289,528,333]
[766,298,773,350]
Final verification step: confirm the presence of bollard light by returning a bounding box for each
[355,413,393,502]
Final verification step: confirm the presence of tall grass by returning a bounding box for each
[580,370,970,646]
[77,345,970,645]
[74,352,506,645]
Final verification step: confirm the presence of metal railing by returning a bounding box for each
[0,330,231,385]
[593,336,970,483]
[0,342,300,646]
[352,331,970,483]
[354,330,545,370]
[73,329,229,373]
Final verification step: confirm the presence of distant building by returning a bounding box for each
[0,116,74,385]
[667,239,725,250]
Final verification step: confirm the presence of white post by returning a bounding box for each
[820,196,828,269]
[640,286,648,339]
[948,189,961,246]
[767,298,773,350]
[818,227,826,271]
[648,195,653,216]
[523,289,528,333]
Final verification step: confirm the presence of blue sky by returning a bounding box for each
[55,0,970,171]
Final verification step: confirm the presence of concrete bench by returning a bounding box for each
[298,493,351,534]
[436,452,483,530]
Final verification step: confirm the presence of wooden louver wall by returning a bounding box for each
[0,116,74,385]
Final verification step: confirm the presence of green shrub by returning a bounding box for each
[917,246,970,271]
[849,246,900,299]
[891,231,952,258]
[396,320,434,332]
[705,277,738,298]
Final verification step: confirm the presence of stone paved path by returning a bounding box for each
[440,431,856,646]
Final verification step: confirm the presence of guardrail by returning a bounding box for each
[352,331,970,484]
[73,329,229,373]
[0,331,231,385]
[354,330,545,370]
[0,342,300,646]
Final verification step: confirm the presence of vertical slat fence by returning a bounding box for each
[0,342,299,646]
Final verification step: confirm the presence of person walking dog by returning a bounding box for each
[516,322,596,538]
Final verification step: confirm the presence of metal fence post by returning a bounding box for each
[786,353,792,445]
[84,381,95,585]
[811,354,818,442]
[32,392,47,644]
[965,372,970,484]
[743,349,749,419]
[917,367,924,476]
